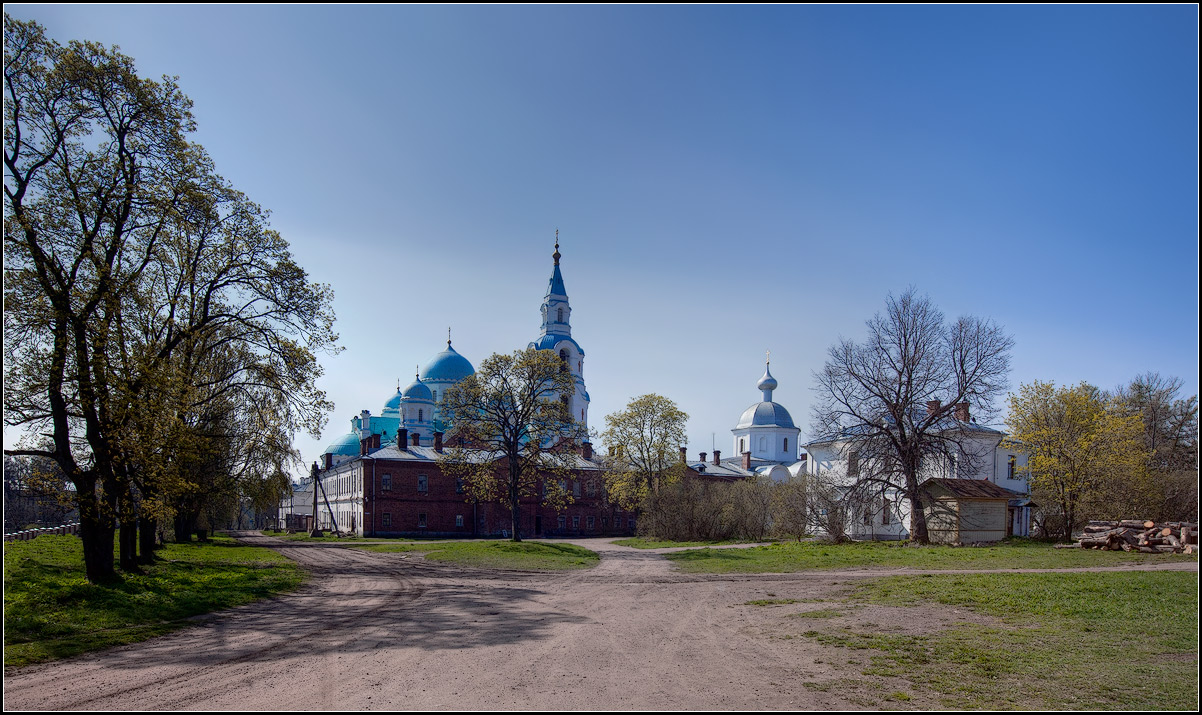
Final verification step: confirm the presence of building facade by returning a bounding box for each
[282,240,627,538]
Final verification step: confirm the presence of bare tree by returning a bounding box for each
[812,288,1013,544]
[437,348,588,542]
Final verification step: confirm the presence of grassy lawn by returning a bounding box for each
[352,540,599,570]
[791,571,1198,709]
[613,537,776,549]
[4,534,305,668]
[667,538,1197,573]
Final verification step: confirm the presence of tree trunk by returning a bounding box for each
[174,510,196,543]
[77,488,117,583]
[138,516,157,564]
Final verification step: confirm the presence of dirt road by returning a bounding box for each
[4,534,1196,710]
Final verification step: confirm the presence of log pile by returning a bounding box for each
[1055,520,1198,553]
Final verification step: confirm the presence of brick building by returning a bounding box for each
[306,434,634,538]
[282,238,633,537]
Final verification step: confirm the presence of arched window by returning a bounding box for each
[418,408,423,422]
[739,438,745,453]
[557,307,564,322]
[559,349,568,362]
[783,438,788,452]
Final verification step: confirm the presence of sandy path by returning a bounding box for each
[4,534,1196,710]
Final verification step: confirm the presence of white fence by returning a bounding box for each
[4,522,82,542]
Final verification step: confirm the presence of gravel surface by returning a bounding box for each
[4,533,1196,710]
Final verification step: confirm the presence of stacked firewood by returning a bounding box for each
[1056,520,1198,554]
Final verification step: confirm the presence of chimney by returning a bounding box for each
[742,451,752,470]
[679,446,687,463]
[582,441,593,460]
[434,431,443,453]
[372,433,381,450]
[712,450,721,466]
[699,452,707,464]
[397,428,408,450]
[411,432,421,447]
[360,437,370,456]
[926,399,942,415]
[954,402,970,422]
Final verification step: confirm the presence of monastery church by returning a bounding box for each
[285,239,1033,541]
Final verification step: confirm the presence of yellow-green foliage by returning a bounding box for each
[600,394,689,510]
[1007,381,1148,540]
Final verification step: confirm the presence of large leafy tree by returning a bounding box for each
[1114,373,1198,522]
[600,393,688,510]
[812,288,1014,544]
[1006,381,1147,541]
[438,348,588,541]
[4,16,337,581]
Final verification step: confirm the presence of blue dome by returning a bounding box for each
[324,432,361,456]
[530,333,585,356]
[383,388,402,411]
[402,377,433,402]
[736,402,796,429]
[420,343,475,383]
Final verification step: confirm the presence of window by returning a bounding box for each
[572,481,581,497]
[602,516,609,527]
[587,516,595,529]
[882,497,891,525]
[783,438,788,453]
[557,308,564,322]
[418,408,423,422]
[382,512,391,528]
[740,438,745,453]
[586,480,596,497]
[455,477,463,494]
[558,515,566,529]
[418,513,427,528]
[455,515,464,527]
[848,451,859,477]
[863,507,872,526]
[628,517,636,529]
[572,515,580,528]
[382,474,392,491]
[432,389,437,403]
[1007,456,1016,479]
[418,474,428,493]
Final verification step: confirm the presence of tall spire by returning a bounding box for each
[447,326,452,347]
[538,232,571,338]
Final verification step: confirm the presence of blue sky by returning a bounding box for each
[5,5,1198,470]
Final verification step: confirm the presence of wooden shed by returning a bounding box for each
[919,478,1013,544]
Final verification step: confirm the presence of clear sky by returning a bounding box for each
[5,5,1198,473]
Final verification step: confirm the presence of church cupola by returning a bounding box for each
[732,351,800,465]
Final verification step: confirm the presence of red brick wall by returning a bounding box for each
[359,458,635,538]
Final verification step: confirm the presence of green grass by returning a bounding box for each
[4,534,305,668]
[612,537,771,549]
[797,571,1198,709]
[352,540,599,570]
[666,538,1197,573]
